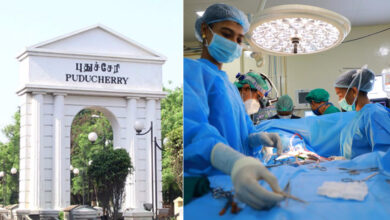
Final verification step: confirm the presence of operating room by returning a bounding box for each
[183,0,390,219]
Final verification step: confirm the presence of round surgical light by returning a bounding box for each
[247,5,351,56]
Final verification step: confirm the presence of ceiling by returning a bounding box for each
[184,0,390,42]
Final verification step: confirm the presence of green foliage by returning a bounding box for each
[163,127,183,192]
[0,109,20,205]
[161,87,183,138]
[88,148,133,220]
[70,109,113,204]
[161,87,183,203]
[71,109,133,220]
[58,211,64,220]
[88,148,132,187]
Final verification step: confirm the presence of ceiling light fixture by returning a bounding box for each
[378,47,389,56]
[196,11,205,17]
[247,5,351,56]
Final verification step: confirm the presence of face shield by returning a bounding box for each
[235,71,277,106]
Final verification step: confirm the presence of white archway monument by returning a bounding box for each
[16,24,166,218]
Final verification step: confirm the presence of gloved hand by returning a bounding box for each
[248,132,283,155]
[211,143,284,210]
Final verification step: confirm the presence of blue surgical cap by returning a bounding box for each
[334,68,375,92]
[195,3,250,42]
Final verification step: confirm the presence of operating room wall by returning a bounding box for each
[284,24,390,116]
[184,24,390,116]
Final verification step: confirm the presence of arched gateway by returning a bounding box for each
[16,25,166,218]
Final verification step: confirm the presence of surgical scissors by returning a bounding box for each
[341,172,379,182]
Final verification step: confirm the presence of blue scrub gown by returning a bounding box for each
[184,58,256,176]
[340,103,390,159]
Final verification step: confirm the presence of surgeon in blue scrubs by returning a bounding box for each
[334,67,390,159]
[184,3,284,210]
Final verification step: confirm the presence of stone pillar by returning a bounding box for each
[30,92,45,210]
[18,93,31,209]
[17,92,59,219]
[53,93,66,209]
[126,97,138,209]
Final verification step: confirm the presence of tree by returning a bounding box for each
[0,109,20,205]
[161,87,183,204]
[70,109,113,205]
[88,148,133,220]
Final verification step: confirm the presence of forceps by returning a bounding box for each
[341,172,379,182]
[338,167,378,175]
[279,181,307,204]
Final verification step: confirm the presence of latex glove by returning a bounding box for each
[248,132,283,155]
[211,143,284,210]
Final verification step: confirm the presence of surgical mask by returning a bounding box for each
[338,98,356,112]
[279,115,292,119]
[337,66,364,112]
[312,102,329,115]
[244,99,260,115]
[206,26,242,63]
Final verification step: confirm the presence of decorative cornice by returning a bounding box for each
[17,84,166,99]
[17,49,166,64]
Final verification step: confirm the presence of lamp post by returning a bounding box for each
[72,167,81,204]
[71,132,97,206]
[134,121,164,220]
[87,131,109,207]
[0,167,17,206]
[85,132,100,206]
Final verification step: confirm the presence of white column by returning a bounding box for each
[30,92,45,210]
[53,93,66,209]
[18,93,31,209]
[126,97,138,209]
[146,98,156,209]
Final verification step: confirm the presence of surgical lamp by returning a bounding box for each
[247,4,351,55]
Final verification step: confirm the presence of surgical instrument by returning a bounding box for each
[341,172,379,182]
[309,163,327,171]
[338,167,379,175]
[283,180,291,207]
[212,187,241,215]
[278,181,307,204]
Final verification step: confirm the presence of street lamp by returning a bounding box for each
[0,167,17,206]
[10,168,17,175]
[134,121,163,220]
[76,132,101,206]
[88,132,98,143]
[163,137,169,146]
